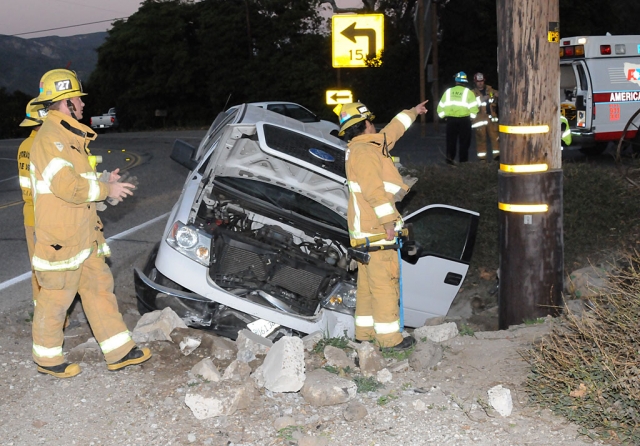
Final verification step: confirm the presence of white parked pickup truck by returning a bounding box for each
[90,107,118,131]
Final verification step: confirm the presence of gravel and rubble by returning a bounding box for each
[0,295,605,446]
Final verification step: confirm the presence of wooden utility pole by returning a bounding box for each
[497,0,563,329]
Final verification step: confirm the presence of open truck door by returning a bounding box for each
[400,205,480,327]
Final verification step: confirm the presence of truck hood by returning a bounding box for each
[204,108,349,223]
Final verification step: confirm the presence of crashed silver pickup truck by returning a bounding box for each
[134,104,479,340]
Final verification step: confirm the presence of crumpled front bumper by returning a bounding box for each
[134,243,217,327]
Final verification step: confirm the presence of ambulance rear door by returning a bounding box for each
[571,60,594,133]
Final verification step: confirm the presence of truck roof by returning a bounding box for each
[560,35,640,59]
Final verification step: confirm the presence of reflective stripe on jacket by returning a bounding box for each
[30,110,110,272]
[345,109,416,245]
[472,84,499,125]
[18,130,37,227]
[437,86,479,119]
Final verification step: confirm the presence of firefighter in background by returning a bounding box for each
[29,68,151,378]
[471,73,500,161]
[335,99,428,351]
[17,99,48,303]
[437,72,479,164]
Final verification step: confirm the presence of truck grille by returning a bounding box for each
[209,231,335,315]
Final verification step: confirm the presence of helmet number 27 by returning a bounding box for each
[55,80,71,92]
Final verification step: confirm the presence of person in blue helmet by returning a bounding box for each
[437,72,479,164]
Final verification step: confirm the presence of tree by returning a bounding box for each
[87,0,338,129]
[0,88,31,139]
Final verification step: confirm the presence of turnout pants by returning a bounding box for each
[354,249,403,348]
[446,116,472,163]
[475,122,500,160]
[32,246,135,367]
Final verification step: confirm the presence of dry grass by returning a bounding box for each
[522,259,640,444]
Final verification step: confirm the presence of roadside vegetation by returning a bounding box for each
[400,159,640,444]
[523,262,640,444]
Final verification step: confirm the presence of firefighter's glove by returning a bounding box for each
[393,176,418,202]
[103,170,138,206]
[95,170,111,210]
[118,171,139,191]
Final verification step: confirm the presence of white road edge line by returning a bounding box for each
[0,212,170,292]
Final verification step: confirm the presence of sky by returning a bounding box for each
[0,0,145,39]
[0,0,363,39]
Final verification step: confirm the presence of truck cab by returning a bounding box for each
[560,35,640,155]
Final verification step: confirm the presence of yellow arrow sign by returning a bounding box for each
[326,90,353,105]
[332,14,384,68]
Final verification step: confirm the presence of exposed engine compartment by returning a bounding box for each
[195,197,355,316]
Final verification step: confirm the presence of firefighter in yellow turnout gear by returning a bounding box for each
[471,73,500,161]
[18,99,49,302]
[29,69,151,378]
[336,100,428,350]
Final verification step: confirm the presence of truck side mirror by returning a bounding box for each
[170,139,198,170]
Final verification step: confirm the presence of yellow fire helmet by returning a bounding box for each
[35,69,87,105]
[19,98,49,127]
[333,102,375,136]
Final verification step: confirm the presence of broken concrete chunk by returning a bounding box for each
[413,322,459,343]
[68,337,101,363]
[408,341,442,371]
[255,336,305,393]
[222,359,252,382]
[199,333,237,360]
[190,358,221,383]
[323,345,356,370]
[132,307,188,343]
[301,369,357,407]
[184,381,257,420]
[356,342,386,377]
[180,337,202,356]
[566,265,611,299]
[488,384,513,417]
[301,331,324,352]
[236,329,273,362]
[376,368,393,383]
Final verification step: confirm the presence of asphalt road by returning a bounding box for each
[0,129,206,316]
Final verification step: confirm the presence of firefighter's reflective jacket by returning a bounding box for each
[18,131,37,227]
[471,85,499,129]
[30,110,111,272]
[437,86,479,119]
[345,109,417,246]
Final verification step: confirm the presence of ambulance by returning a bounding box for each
[560,34,640,155]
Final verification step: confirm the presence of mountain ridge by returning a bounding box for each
[0,32,106,96]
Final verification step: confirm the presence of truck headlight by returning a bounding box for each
[321,282,357,315]
[167,221,211,266]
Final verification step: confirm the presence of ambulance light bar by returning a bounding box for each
[560,41,627,58]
